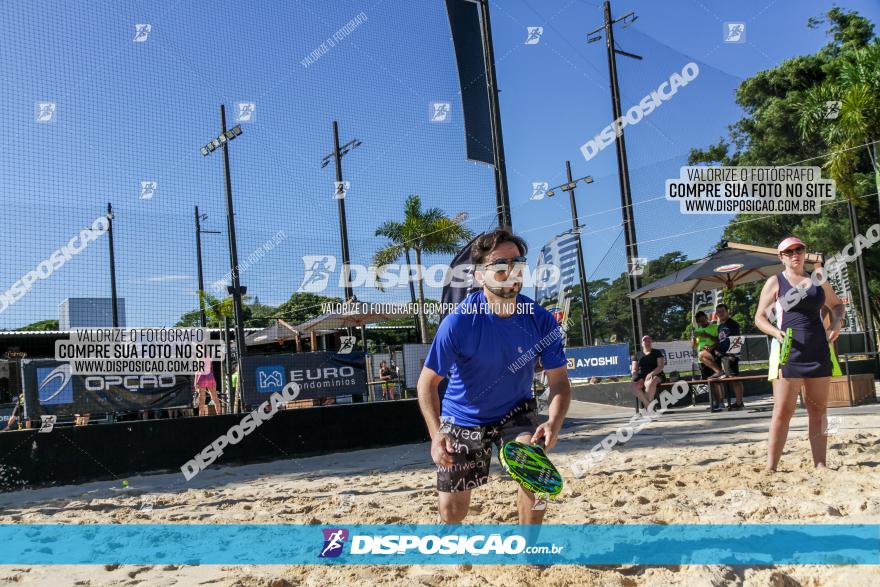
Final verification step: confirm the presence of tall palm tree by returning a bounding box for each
[798,41,880,207]
[373,195,474,343]
[199,291,249,411]
[798,42,880,342]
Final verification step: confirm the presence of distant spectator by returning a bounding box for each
[715,303,744,410]
[631,335,664,412]
[194,359,221,416]
[693,310,723,380]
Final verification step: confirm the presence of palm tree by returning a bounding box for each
[798,42,880,343]
[199,291,248,411]
[373,195,474,343]
[798,41,880,208]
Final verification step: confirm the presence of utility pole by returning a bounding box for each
[587,0,643,352]
[566,161,594,345]
[107,202,119,328]
[332,121,354,303]
[321,122,363,341]
[545,166,595,346]
[846,202,878,358]
[194,206,221,328]
[404,248,422,341]
[477,0,512,228]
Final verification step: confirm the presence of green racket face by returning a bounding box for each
[499,441,563,498]
[780,327,793,365]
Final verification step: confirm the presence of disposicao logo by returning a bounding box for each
[319,528,349,558]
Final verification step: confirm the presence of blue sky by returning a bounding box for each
[0,0,877,329]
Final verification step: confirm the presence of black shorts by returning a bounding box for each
[633,371,663,383]
[436,399,538,493]
[700,354,739,378]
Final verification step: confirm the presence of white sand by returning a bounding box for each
[1,396,878,586]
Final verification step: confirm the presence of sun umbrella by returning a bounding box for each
[629,242,821,300]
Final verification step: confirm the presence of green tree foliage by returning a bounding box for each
[274,292,341,325]
[689,7,879,334]
[372,195,473,343]
[17,319,59,331]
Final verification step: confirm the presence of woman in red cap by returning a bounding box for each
[755,236,845,471]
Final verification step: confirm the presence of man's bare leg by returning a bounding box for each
[699,350,722,375]
[732,382,744,405]
[438,489,471,524]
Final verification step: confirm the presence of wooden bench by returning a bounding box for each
[658,375,767,406]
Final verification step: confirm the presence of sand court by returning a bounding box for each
[1,396,878,585]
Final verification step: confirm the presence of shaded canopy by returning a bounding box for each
[629,242,820,300]
[290,301,414,334]
[245,319,301,346]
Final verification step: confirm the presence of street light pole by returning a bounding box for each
[195,206,207,328]
[107,202,119,328]
[846,202,878,357]
[588,0,644,352]
[194,206,221,328]
[216,105,248,411]
[546,171,595,346]
[565,161,594,346]
[404,247,421,341]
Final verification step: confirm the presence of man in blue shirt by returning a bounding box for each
[417,228,571,525]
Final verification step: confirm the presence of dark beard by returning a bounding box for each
[486,285,519,299]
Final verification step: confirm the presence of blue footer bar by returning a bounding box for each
[3,524,878,565]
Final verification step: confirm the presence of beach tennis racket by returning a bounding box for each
[499,440,563,499]
[779,327,794,365]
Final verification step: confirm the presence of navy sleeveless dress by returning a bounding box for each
[776,272,831,378]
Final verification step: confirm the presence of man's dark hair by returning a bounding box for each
[715,303,728,311]
[695,310,708,319]
[470,228,528,265]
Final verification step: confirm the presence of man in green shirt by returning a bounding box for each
[692,311,723,380]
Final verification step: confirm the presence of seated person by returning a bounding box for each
[631,335,665,412]
[693,311,723,380]
[715,303,744,410]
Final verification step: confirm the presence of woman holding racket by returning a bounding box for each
[755,236,844,471]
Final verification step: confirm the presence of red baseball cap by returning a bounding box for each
[777,236,805,253]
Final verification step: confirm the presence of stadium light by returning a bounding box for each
[201,125,242,156]
[545,175,593,197]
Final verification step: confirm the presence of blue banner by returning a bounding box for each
[565,344,631,378]
[0,524,876,565]
[241,351,367,406]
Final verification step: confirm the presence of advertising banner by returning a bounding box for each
[20,359,193,418]
[652,341,696,374]
[241,351,367,406]
[565,344,631,378]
